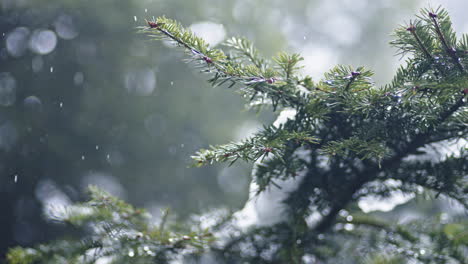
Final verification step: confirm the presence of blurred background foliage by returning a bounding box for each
[0,0,467,259]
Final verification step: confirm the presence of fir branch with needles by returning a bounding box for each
[139,17,308,110]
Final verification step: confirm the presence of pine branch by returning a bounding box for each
[387,152,468,207]
[140,18,307,109]
[322,136,389,163]
[191,125,318,167]
[273,52,304,81]
[313,93,466,233]
[405,21,436,61]
[424,9,465,72]
[7,186,215,264]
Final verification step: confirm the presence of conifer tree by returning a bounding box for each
[7,6,467,264]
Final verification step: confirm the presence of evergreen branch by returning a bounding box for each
[459,33,468,51]
[438,95,466,123]
[321,136,389,163]
[331,213,468,263]
[7,186,215,264]
[405,22,435,61]
[387,57,433,89]
[345,71,360,91]
[254,149,308,193]
[191,126,318,167]
[390,7,468,88]
[426,10,465,72]
[273,52,304,80]
[141,18,306,109]
[391,19,435,59]
[387,152,468,207]
[142,18,226,69]
[313,94,466,233]
[320,66,374,94]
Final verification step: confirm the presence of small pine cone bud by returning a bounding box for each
[266,78,276,84]
[147,21,159,28]
[351,71,361,77]
[406,25,416,32]
[463,88,468,95]
[203,56,213,63]
[263,147,273,152]
[429,12,437,18]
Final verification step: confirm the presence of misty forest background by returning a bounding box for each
[1,0,467,260]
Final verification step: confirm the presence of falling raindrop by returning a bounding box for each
[14,174,18,183]
[170,81,174,86]
[303,36,307,40]
[81,155,85,160]
[145,9,148,13]
[106,154,110,160]
[133,16,137,22]
[50,67,54,73]
[95,145,99,150]
[59,102,63,108]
